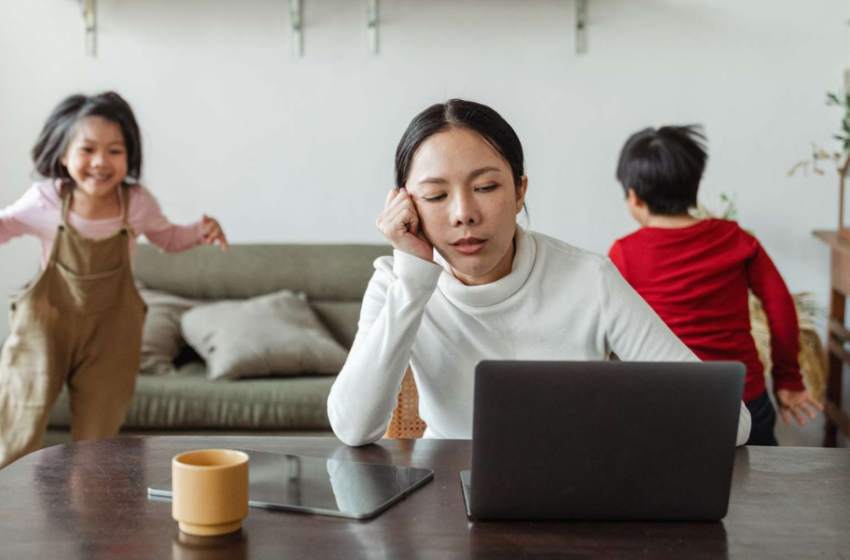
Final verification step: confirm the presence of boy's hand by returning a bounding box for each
[376,188,433,262]
[201,215,229,250]
[774,389,823,426]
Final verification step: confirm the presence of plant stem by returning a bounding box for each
[841,150,850,229]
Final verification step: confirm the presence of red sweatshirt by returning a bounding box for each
[608,219,804,402]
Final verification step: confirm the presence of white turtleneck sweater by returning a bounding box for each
[327,227,751,447]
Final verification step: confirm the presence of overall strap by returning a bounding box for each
[59,182,73,227]
[118,184,137,270]
[120,184,135,236]
[47,182,73,267]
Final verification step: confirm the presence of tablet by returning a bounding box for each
[147,448,434,520]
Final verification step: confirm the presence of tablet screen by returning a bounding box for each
[148,448,434,519]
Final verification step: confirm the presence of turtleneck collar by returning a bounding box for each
[433,225,536,308]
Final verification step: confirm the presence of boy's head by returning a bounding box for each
[616,125,707,220]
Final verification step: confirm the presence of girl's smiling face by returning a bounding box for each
[405,127,527,286]
[61,116,128,199]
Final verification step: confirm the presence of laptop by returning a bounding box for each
[460,360,745,521]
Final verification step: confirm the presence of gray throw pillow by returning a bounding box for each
[139,287,203,375]
[180,290,349,381]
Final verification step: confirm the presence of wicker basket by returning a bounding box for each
[750,294,827,401]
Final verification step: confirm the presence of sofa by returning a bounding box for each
[41,243,828,447]
[45,243,393,446]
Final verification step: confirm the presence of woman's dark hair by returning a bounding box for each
[616,125,707,216]
[395,99,525,191]
[31,91,142,183]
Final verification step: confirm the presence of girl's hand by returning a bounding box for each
[376,188,433,262]
[201,215,229,250]
[774,388,824,426]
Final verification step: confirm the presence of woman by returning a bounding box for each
[327,99,751,447]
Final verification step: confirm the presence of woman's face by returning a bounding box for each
[405,127,527,286]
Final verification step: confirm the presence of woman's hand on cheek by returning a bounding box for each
[376,188,434,262]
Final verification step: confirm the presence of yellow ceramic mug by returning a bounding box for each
[172,449,249,536]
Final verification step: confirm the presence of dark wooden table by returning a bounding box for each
[0,436,848,559]
[814,231,850,447]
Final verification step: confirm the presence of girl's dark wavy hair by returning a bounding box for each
[31,91,142,182]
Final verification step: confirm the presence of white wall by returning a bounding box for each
[0,0,846,343]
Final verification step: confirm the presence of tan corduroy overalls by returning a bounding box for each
[0,184,146,468]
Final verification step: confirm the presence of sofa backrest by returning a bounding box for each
[134,243,393,349]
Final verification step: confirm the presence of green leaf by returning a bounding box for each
[844,138,850,151]
[835,134,848,142]
[828,92,841,104]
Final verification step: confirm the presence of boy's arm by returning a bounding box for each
[746,240,822,425]
[745,241,804,393]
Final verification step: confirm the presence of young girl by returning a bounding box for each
[327,99,751,448]
[0,92,227,468]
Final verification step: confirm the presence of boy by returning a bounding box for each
[608,125,821,445]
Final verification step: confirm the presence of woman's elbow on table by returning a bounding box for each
[736,402,752,447]
[328,401,384,447]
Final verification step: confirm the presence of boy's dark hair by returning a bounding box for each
[616,125,707,216]
[395,98,525,190]
[31,91,143,183]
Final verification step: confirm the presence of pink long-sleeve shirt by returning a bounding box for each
[0,180,204,267]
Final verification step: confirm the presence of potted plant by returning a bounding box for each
[789,92,850,242]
